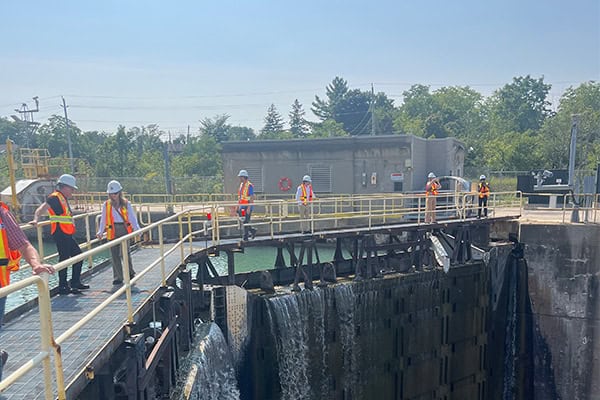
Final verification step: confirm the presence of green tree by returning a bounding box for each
[200,114,231,143]
[260,104,285,137]
[309,119,349,138]
[487,75,552,135]
[539,82,600,170]
[228,126,256,141]
[312,76,349,120]
[289,99,310,138]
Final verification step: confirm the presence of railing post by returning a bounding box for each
[84,214,94,271]
[178,214,184,263]
[122,240,134,324]
[159,225,166,286]
[36,276,60,400]
[187,212,193,255]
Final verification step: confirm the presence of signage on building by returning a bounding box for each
[390,173,404,182]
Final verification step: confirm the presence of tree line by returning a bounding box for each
[0,76,598,192]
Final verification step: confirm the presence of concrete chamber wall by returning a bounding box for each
[520,224,600,400]
[238,258,514,400]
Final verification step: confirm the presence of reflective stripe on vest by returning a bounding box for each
[238,181,251,204]
[105,201,134,240]
[299,184,313,205]
[47,191,75,235]
[0,204,22,287]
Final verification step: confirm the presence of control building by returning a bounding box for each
[222,135,465,195]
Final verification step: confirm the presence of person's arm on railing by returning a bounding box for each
[30,202,50,225]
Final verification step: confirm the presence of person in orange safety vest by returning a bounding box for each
[425,172,441,223]
[32,174,87,295]
[2,202,55,380]
[295,175,316,234]
[477,175,490,218]
[96,180,141,285]
[237,170,257,241]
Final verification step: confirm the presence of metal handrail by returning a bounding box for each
[1,208,201,398]
[0,191,544,398]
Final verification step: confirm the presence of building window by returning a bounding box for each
[309,165,332,193]
[246,167,263,192]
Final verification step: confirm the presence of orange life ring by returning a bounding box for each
[278,177,292,191]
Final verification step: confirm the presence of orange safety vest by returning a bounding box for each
[478,182,490,198]
[105,201,134,240]
[299,184,314,205]
[0,203,22,288]
[425,181,440,196]
[238,180,252,205]
[47,191,75,235]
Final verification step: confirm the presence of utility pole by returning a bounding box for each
[12,97,40,147]
[61,97,75,174]
[370,83,375,136]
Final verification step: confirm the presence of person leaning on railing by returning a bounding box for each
[425,172,441,223]
[31,174,89,295]
[96,180,141,286]
[0,201,55,380]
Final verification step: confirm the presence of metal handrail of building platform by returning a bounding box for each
[0,190,534,399]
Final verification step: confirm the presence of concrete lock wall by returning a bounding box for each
[235,263,507,400]
[520,224,600,400]
[221,135,465,195]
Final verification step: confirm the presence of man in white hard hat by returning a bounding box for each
[295,175,316,234]
[477,175,490,218]
[32,174,89,294]
[237,169,257,241]
[96,180,141,285]
[425,172,441,223]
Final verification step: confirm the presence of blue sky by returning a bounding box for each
[1,0,598,137]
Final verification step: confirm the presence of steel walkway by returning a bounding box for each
[0,245,188,400]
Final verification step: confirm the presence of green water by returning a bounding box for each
[205,243,340,275]
[6,241,111,312]
[6,241,342,313]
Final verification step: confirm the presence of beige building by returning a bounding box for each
[222,135,465,195]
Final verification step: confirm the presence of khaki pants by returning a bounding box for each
[110,223,135,282]
[425,196,437,223]
[299,203,311,232]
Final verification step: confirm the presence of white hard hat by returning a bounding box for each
[238,169,248,178]
[480,175,486,180]
[57,174,78,189]
[427,172,436,179]
[302,175,311,183]
[107,180,123,194]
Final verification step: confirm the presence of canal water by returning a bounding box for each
[6,241,339,313]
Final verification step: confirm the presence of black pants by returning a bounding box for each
[53,230,83,287]
[478,196,488,217]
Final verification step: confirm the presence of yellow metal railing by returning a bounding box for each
[1,208,202,398]
[11,191,599,398]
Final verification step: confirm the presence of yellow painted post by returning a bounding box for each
[5,139,20,219]
[187,212,193,255]
[35,275,57,400]
[159,225,166,286]
[122,240,134,324]
[84,215,93,271]
[178,214,184,262]
[37,225,45,259]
